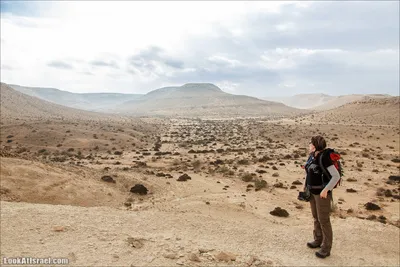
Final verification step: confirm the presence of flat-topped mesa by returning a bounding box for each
[143,83,226,98]
[179,83,224,93]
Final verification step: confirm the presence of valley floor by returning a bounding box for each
[1,117,399,266]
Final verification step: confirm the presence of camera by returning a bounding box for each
[298,191,311,202]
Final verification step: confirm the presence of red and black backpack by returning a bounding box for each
[319,148,344,188]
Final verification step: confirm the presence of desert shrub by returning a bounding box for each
[51,156,67,162]
[254,179,267,190]
[237,159,249,165]
[16,147,28,154]
[218,166,230,174]
[241,172,253,182]
[192,160,202,169]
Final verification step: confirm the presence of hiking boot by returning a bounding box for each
[307,240,321,248]
[315,249,330,258]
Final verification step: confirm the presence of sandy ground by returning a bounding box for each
[1,99,399,266]
[1,197,399,266]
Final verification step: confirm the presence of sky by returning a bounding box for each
[1,1,399,97]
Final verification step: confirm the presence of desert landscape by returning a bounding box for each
[1,81,399,266]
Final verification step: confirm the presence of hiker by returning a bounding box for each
[303,135,341,258]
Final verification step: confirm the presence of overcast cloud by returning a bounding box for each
[0,1,398,97]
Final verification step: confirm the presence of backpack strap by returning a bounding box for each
[304,155,313,187]
[318,150,331,185]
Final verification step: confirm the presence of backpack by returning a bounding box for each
[318,148,343,188]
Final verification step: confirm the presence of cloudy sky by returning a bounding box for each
[1,1,399,97]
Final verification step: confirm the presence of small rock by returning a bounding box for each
[270,207,289,217]
[177,173,191,181]
[292,180,303,185]
[365,202,381,211]
[163,253,178,259]
[127,237,144,248]
[215,251,236,262]
[346,188,357,193]
[188,253,201,262]
[378,215,387,221]
[130,184,148,195]
[347,209,354,213]
[101,176,116,183]
[199,248,214,254]
[388,175,400,182]
[53,226,66,232]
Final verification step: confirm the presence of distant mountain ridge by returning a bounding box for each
[262,93,393,110]
[0,83,120,121]
[110,83,304,117]
[5,82,305,118]
[9,84,143,111]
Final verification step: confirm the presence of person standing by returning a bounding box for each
[303,135,341,258]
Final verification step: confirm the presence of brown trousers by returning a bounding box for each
[310,193,333,252]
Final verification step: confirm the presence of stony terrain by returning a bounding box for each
[0,86,399,266]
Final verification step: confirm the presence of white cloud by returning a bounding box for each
[0,1,398,96]
[215,81,240,93]
[279,82,297,88]
[260,48,345,70]
[207,55,241,68]
[0,1,290,93]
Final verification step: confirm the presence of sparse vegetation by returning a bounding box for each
[241,172,253,182]
[254,179,267,190]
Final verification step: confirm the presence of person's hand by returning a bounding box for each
[320,189,328,199]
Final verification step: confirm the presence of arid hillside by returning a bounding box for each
[263,93,393,110]
[9,83,142,111]
[313,94,394,111]
[0,82,162,160]
[1,83,121,122]
[297,96,400,125]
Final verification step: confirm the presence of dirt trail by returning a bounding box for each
[1,197,399,267]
